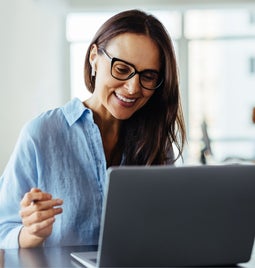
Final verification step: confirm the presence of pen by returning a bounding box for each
[31,200,38,205]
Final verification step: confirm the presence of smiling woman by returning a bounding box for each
[84,33,161,121]
[84,10,186,165]
[0,9,186,249]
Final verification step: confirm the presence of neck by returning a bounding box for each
[83,99,122,167]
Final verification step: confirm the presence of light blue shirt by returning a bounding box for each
[0,98,107,249]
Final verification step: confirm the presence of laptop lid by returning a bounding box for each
[71,165,255,267]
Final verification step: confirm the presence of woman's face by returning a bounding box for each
[89,33,161,120]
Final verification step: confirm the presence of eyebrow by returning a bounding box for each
[101,48,160,73]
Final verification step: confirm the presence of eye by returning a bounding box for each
[113,63,133,75]
[141,71,159,82]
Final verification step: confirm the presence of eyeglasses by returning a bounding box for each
[100,48,163,90]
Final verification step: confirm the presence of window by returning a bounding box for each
[186,9,255,163]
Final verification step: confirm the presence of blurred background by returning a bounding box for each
[1,0,255,173]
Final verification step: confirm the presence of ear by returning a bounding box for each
[89,44,98,77]
[89,44,98,66]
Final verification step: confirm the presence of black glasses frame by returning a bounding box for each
[100,48,163,90]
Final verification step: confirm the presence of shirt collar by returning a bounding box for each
[61,98,93,126]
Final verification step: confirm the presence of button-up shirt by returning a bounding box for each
[0,98,107,248]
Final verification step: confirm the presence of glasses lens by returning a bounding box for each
[111,59,162,90]
[111,60,135,80]
[140,71,160,90]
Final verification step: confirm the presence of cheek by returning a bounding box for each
[142,90,155,100]
[136,91,155,110]
[95,67,122,90]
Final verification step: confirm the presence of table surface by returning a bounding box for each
[1,245,97,268]
[1,245,255,268]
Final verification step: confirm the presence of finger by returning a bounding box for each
[30,191,52,203]
[32,198,63,209]
[30,199,63,215]
[30,188,41,193]
[30,188,50,202]
[19,199,63,218]
[22,207,63,227]
[20,191,52,207]
[25,217,56,236]
[19,205,34,218]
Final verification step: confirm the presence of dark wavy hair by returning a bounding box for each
[84,9,186,165]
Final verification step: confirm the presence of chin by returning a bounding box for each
[112,111,134,120]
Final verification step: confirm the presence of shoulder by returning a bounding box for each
[22,98,91,138]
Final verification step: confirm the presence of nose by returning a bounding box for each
[125,74,141,95]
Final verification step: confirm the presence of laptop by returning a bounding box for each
[71,165,255,267]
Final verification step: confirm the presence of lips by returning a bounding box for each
[115,92,136,103]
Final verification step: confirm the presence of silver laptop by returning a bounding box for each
[71,165,255,267]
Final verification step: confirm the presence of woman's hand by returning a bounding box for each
[19,188,63,248]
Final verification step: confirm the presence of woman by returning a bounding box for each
[0,9,186,248]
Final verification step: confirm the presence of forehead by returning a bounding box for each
[105,33,161,71]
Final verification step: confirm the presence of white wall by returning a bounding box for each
[0,0,255,173]
[0,0,69,173]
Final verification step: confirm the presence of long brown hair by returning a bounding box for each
[84,9,186,165]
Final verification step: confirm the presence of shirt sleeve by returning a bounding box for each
[0,122,38,249]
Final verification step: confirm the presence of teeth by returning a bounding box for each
[115,93,135,103]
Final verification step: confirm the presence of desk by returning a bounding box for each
[0,245,97,268]
[1,245,255,268]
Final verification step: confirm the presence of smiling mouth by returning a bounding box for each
[115,92,136,103]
